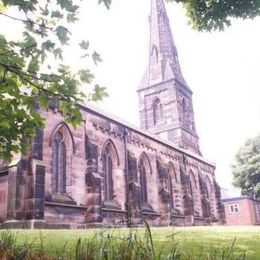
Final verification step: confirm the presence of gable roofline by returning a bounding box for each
[79,102,215,169]
[222,196,260,203]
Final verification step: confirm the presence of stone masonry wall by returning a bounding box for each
[0,106,224,228]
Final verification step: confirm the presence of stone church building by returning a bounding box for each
[0,0,224,228]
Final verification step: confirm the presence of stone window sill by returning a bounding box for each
[45,201,86,209]
[101,208,127,214]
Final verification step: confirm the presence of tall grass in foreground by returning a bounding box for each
[0,223,247,260]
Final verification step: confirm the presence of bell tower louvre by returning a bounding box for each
[138,0,201,155]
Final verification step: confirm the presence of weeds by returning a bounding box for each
[0,225,247,260]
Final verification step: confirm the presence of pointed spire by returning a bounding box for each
[139,0,188,89]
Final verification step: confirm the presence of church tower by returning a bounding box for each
[138,0,201,155]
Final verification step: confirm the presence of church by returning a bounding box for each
[0,0,225,228]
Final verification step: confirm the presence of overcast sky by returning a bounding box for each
[74,0,260,189]
[2,0,260,189]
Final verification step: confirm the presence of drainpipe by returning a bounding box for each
[124,127,131,227]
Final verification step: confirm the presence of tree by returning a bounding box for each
[232,134,260,198]
[1,0,260,161]
[169,0,260,31]
[0,0,109,161]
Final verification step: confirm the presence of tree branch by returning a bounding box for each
[0,11,53,30]
[2,64,81,103]
[0,62,59,83]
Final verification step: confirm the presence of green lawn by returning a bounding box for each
[2,226,260,259]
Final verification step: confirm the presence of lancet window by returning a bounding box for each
[102,145,114,200]
[167,164,176,209]
[188,171,197,198]
[139,158,148,203]
[51,130,66,193]
[153,98,163,125]
[205,177,212,200]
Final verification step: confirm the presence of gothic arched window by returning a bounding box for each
[102,144,114,200]
[188,181,193,197]
[139,159,148,203]
[205,177,212,202]
[203,176,212,217]
[151,45,159,63]
[167,164,176,209]
[181,98,186,125]
[51,130,66,193]
[168,163,177,183]
[188,171,196,197]
[153,98,163,125]
[205,185,209,199]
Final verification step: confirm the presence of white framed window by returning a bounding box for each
[229,203,239,213]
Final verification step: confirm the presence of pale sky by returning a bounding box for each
[74,0,260,189]
[2,0,260,189]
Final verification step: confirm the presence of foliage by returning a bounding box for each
[167,0,260,31]
[232,134,260,198]
[103,0,260,31]
[0,226,252,259]
[0,0,109,161]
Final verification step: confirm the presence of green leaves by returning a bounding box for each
[92,51,102,65]
[0,0,109,161]
[28,57,39,72]
[55,26,71,45]
[51,10,63,19]
[23,32,37,51]
[168,0,260,31]
[92,84,108,101]
[53,48,63,59]
[60,101,82,127]
[41,40,55,52]
[57,0,76,11]
[67,12,78,23]
[98,0,111,9]
[232,134,260,198]
[79,40,89,50]
[0,92,44,161]
[79,69,94,84]
[0,2,5,12]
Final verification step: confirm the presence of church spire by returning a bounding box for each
[140,0,187,89]
[138,0,201,155]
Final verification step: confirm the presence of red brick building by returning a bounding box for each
[222,197,260,225]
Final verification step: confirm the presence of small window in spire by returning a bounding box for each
[151,45,159,62]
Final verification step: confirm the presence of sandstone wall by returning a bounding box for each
[0,106,224,228]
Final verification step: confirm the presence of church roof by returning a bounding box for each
[80,102,215,168]
[138,0,189,90]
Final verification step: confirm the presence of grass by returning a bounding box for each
[0,225,260,259]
